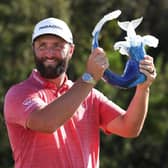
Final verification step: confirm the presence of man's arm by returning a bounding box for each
[106,55,157,137]
[26,48,109,133]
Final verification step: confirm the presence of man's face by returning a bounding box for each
[33,35,74,79]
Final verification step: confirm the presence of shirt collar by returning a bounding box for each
[30,69,73,90]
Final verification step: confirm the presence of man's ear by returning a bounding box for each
[68,44,75,58]
[32,45,36,56]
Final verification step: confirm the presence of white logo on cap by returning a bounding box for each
[39,25,62,30]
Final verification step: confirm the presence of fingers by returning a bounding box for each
[139,55,157,86]
[87,47,109,81]
[94,54,109,69]
[140,56,156,74]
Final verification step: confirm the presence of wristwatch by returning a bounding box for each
[82,73,97,85]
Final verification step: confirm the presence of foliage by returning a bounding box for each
[0,0,167,167]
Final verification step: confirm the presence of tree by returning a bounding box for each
[0,0,167,167]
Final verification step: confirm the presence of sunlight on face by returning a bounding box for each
[33,35,73,79]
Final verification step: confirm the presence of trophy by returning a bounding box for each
[92,10,159,89]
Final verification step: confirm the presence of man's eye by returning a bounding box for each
[38,45,46,50]
[53,44,61,49]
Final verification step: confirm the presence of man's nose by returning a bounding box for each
[45,48,57,58]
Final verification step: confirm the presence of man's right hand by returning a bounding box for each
[86,47,109,82]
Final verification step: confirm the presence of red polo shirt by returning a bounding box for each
[4,69,125,168]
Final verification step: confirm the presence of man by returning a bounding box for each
[4,17,157,168]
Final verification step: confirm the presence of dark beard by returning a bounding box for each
[34,57,68,79]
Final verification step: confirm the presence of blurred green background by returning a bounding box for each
[0,0,167,167]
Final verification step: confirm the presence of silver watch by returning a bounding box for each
[82,73,96,85]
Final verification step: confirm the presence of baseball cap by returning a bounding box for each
[32,17,73,43]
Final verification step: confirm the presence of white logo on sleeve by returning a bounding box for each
[22,97,46,111]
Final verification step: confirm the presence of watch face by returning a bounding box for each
[82,73,96,84]
[84,73,90,81]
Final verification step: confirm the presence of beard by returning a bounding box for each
[34,56,69,79]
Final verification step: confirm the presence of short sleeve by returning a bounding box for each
[4,86,47,128]
[92,89,126,134]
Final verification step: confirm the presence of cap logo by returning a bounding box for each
[39,25,62,30]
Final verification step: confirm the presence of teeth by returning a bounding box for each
[45,60,55,63]
[44,60,57,66]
